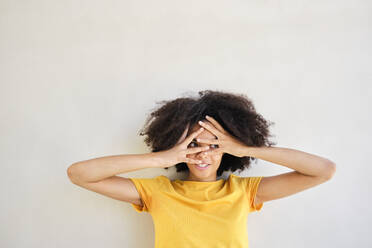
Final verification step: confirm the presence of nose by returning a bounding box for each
[196,149,209,159]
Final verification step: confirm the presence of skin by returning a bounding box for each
[68,115,336,210]
[185,120,224,182]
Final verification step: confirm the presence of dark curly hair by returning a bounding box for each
[138,90,276,177]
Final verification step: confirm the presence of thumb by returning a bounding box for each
[176,123,190,145]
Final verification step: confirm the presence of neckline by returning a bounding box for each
[179,178,224,184]
[174,174,231,184]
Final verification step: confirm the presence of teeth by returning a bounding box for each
[197,164,209,167]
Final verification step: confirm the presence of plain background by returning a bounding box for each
[1,0,371,247]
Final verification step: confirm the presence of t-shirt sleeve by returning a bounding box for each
[246,176,264,213]
[129,177,159,213]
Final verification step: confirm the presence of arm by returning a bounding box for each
[67,152,163,183]
[243,146,336,178]
[66,152,165,206]
[195,116,336,207]
[66,126,207,183]
[242,146,336,205]
[66,126,207,207]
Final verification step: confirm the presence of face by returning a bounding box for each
[185,120,224,181]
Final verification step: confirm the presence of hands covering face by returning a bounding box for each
[195,115,248,158]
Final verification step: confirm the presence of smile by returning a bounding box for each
[195,164,210,170]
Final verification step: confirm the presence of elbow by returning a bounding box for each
[67,164,80,183]
[323,161,336,180]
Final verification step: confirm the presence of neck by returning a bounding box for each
[186,174,217,182]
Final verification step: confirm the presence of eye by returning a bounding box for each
[210,144,219,149]
[188,142,219,149]
[188,141,197,148]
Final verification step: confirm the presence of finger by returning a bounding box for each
[184,127,205,144]
[204,148,222,156]
[185,146,210,155]
[205,115,226,133]
[176,123,190,144]
[195,138,220,144]
[198,120,221,137]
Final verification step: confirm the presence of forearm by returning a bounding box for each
[67,152,163,183]
[242,146,336,178]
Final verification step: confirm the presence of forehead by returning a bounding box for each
[189,121,217,139]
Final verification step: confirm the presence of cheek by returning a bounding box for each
[186,153,195,159]
[212,153,223,161]
[187,150,222,159]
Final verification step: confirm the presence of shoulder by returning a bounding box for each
[131,175,169,182]
[129,175,170,187]
[129,175,172,193]
[224,174,246,188]
[230,174,263,186]
[228,173,245,183]
[150,175,172,188]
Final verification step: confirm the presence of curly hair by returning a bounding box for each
[138,90,276,177]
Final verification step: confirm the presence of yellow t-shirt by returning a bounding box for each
[129,173,263,248]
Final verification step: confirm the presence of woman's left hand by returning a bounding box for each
[197,115,248,158]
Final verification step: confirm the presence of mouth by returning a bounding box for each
[195,163,211,170]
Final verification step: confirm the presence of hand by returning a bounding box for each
[156,124,211,168]
[196,115,248,158]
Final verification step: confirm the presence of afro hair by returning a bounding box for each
[138,90,276,177]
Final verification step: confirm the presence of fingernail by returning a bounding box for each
[198,121,203,124]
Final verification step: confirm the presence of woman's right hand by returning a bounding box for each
[156,124,210,168]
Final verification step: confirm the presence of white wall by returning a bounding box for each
[1,0,370,247]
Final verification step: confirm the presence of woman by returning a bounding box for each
[67,90,336,248]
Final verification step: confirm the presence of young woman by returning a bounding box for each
[67,90,336,248]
